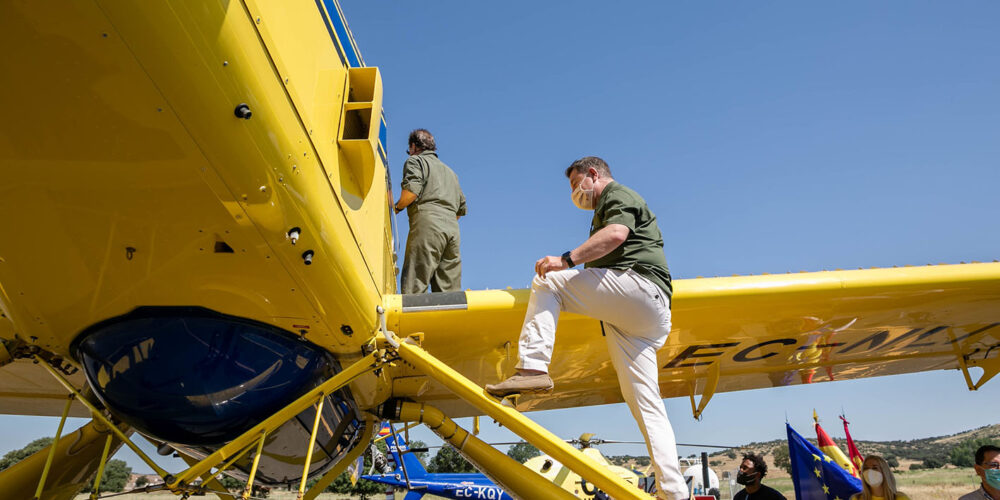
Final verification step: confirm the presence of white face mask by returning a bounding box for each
[571,176,596,210]
[863,469,883,487]
[571,185,594,210]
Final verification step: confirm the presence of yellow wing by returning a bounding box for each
[386,262,1000,417]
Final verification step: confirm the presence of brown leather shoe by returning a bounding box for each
[485,373,554,397]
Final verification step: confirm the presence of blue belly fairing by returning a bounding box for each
[74,307,364,483]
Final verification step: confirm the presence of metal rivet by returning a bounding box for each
[256,17,261,24]
[234,103,252,119]
[223,61,229,66]
[259,185,267,192]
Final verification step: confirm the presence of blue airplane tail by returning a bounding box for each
[381,423,427,478]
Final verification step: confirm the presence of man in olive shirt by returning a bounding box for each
[486,156,686,500]
[394,129,467,294]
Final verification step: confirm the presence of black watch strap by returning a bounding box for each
[561,251,575,268]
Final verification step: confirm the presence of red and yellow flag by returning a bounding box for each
[840,415,864,473]
[813,410,859,477]
[378,422,392,437]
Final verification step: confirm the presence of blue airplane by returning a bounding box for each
[362,424,514,500]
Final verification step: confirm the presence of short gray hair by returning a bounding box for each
[565,156,612,178]
[408,129,436,151]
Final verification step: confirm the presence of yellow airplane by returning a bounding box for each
[2,1,999,499]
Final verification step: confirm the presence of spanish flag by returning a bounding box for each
[378,422,392,437]
[840,415,864,473]
[813,411,859,478]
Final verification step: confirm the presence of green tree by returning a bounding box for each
[886,456,899,469]
[81,459,132,492]
[428,445,476,473]
[507,442,540,463]
[101,459,132,492]
[408,439,429,466]
[135,476,148,487]
[0,437,53,471]
[949,438,1000,467]
[922,457,944,469]
[773,445,792,474]
[725,450,737,460]
[218,474,244,491]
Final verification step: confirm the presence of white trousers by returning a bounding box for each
[516,268,688,500]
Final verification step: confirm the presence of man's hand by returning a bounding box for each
[535,255,567,278]
[395,189,417,214]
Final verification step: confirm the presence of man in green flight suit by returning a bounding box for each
[394,129,467,294]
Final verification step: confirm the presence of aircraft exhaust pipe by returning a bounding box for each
[383,400,576,500]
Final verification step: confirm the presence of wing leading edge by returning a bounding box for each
[386,262,1000,416]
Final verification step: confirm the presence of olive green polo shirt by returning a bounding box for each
[401,150,467,218]
[586,181,672,298]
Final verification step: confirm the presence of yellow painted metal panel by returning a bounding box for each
[0,0,398,416]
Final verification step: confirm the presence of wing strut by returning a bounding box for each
[386,422,427,492]
[33,351,383,499]
[33,395,73,498]
[376,306,646,500]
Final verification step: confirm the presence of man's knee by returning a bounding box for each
[531,269,575,291]
[530,274,550,290]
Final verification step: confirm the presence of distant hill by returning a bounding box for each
[717,423,1000,464]
[608,423,1000,476]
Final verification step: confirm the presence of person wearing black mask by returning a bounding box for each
[734,453,786,500]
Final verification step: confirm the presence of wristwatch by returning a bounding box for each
[561,250,575,268]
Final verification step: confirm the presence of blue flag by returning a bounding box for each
[787,423,863,500]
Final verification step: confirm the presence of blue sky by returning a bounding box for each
[337,0,1000,459]
[6,1,1000,475]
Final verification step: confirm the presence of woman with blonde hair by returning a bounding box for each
[850,455,910,500]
